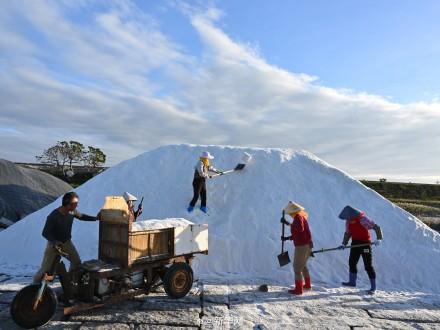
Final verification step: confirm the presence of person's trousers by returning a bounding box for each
[33,240,81,283]
[348,240,376,279]
[293,244,311,281]
[189,177,207,208]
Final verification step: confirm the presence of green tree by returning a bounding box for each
[64,140,86,171]
[85,146,106,169]
[36,143,69,174]
[37,140,86,176]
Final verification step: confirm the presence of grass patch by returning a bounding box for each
[393,202,440,217]
[390,198,440,209]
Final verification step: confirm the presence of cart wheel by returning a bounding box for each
[10,284,57,329]
[163,262,193,299]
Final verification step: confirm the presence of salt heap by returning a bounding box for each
[1,145,439,292]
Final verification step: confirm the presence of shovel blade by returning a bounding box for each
[234,163,246,170]
[278,251,290,267]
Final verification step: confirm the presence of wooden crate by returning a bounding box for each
[99,221,173,267]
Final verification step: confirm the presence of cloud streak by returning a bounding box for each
[1,1,439,182]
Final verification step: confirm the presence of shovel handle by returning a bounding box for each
[281,210,285,253]
[210,169,234,178]
[312,242,373,255]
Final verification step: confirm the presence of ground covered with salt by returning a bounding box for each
[1,273,440,329]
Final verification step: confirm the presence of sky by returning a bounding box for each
[0,0,439,183]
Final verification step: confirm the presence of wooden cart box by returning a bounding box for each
[99,222,173,267]
[98,196,208,267]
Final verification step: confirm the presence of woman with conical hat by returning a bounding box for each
[123,192,142,221]
[338,205,383,294]
[281,201,313,295]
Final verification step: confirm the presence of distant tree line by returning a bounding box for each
[36,141,106,176]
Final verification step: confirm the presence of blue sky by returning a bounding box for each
[138,0,440,103]
[0,0,439,183]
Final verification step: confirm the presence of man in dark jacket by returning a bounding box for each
[33,192,99,283]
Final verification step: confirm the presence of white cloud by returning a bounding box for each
[0,1,439,182]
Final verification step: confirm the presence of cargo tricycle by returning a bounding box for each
[10,196,208,329]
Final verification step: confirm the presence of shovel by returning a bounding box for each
[210,152,252,178]
[278,210,290,267]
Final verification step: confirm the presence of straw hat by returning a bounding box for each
[283,201,305,215]
[338,205,362,220]
[123,192,138,202]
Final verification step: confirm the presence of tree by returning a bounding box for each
[85,146,106,169]
[63,140,86,171]
[37,141,106,176]
[36,143,69,174]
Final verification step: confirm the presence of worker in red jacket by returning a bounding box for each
[338,205,383,294]
[281,201,313,295]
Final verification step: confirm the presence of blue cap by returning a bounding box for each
[339,205,362,220]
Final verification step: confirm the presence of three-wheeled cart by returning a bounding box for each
[11,196,208,329]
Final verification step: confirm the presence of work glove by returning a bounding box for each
[373,240,381,246]
[281,236,290,242]
[337,245,345,250]
[280,218,290,226]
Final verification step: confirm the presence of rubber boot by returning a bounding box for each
[187,205,194,213]
[304,277,312,290]
[342,272,357,287]
[288,280,303,295]
[367,278,376,295]
[200,206,208,214]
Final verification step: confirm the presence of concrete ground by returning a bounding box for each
[1,275,440,329]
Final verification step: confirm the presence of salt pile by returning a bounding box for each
[1,145,439,292]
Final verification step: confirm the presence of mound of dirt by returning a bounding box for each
[0,159,72,224]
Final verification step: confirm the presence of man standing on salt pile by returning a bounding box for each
[33,192,99,283]
[281,201,313,295]
[187,151,223,214]
[338,205,383,294]
[123,192,142,221]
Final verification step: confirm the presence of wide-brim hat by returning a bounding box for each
[123,192,138,202]
[283,201,305,215]
[201,151,214,159]
[338,205,362,220]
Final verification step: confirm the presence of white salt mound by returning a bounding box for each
[0,144,439,293]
